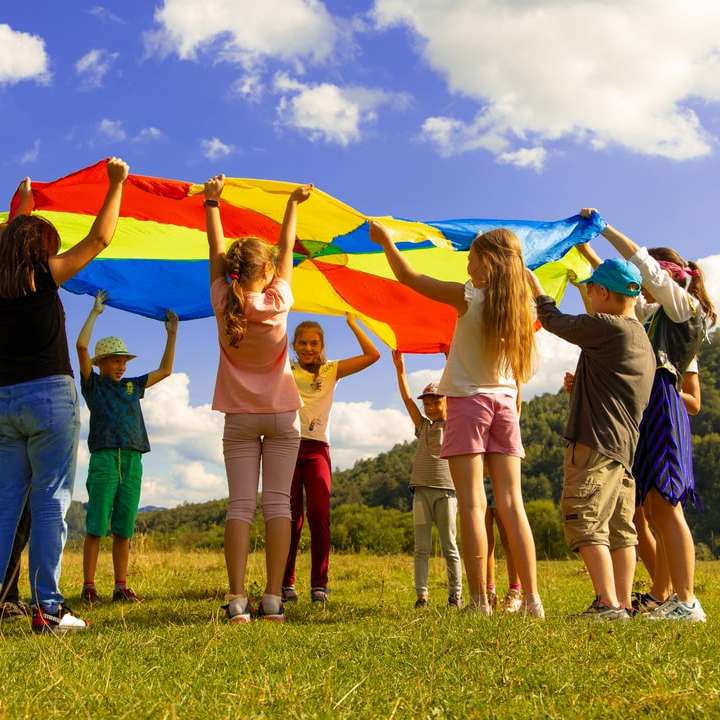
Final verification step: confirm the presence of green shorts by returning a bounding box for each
[85,449,143,539]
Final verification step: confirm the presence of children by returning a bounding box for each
[205,174,311,623]
[392,352,462,609]
[592,211,716,621]
[528,253,656,619]
[282,315,380,605]
[372,222,544,617]
[77,291,178,603]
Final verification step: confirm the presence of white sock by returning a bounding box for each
[262,593,282,614]
[225,594,248,612]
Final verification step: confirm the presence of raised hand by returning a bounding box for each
[106,157,129,185]
[392,349,405,370]
[579,208,598,219]
[289,184,313,204]
[369,221,392,246]
[204,174,225,201]
[93,290,107,314]
[165,309,179,335]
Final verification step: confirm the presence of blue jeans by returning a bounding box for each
[0,375,79,612]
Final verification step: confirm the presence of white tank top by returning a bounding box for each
[438,282,518,398]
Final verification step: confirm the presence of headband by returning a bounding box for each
[658,260,700,281]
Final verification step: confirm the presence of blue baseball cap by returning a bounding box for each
[579,258,642,297]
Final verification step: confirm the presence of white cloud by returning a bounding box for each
[697,254,720,328]
[88,6,126,24]
[133,126,164,143]
[374,0,720,164]
[146,0,336,67]
[0,23,50,85]
[231,72,264,103]
[75,48,119,89]
[201,136,234,159]
[524,329,581,398]
[141,462,227,507]
[275,73,410,146]
[20,139,40,163]
[98,117,127,141]
[498,146,547,172]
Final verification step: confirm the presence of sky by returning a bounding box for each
[2,0,719,507]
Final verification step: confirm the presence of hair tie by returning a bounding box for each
[658,260,700,281]
[229,272,240,281]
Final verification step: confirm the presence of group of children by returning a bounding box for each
[2,168,714,629]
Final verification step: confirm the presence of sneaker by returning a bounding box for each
[311,587,329,605]
[502,588,523,614]
[0,600,31,621]
[488,590,498,611]
[415,597,429,609]
[112,586,142,603]
[579,597,630,621]
[257,600,285,623]
[282,586,298,603]
[644,594,707,623]
[522,600,546,619]
[466,599,493,616]
[32,604,88,634]
[222,596,252,624]
[448,593,464,610]
[632,591,665,614]
[81,585,101,605]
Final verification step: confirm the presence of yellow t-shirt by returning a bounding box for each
[292,361,339,443]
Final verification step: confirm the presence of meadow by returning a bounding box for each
[1,550,719,720]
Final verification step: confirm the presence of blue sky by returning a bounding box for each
[2,1,719,506]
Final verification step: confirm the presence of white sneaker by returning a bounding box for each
[466,599,493,616]
[223,595,251,624]
[502,588,523,614]
[32,605,88,634]
[645,594,707,623]
[521,600,545,620]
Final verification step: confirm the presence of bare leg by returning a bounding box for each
[83,534,101,584]
[485,506,496,590]
[634,506,656,580]
[448,454,487,603]
[579,544,618,607]
[611,546,636,609]
[224,519,251,596]
[496,512,520,587]
[111,535,130,583]
[264,517,291,596]
[487,453,539,599]
[650,532,673,600]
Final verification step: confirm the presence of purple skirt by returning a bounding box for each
[633,369,698,507]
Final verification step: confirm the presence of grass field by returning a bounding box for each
[1,550,720,719]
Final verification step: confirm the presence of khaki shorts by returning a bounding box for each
[561,442,637,552]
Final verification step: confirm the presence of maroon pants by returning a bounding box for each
[283,439,332,589]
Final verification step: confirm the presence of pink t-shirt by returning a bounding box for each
[210,276,301,414]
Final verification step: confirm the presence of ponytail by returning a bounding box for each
[687,261,717,327]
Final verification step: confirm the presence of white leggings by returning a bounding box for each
[223,411,300,524]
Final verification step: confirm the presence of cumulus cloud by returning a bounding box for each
[231,72,264,103]
[98,117,126,141]
[19,139,40,163]
[0,23,50,85]
[146,0,336,67]
[201,136,234,159]
[133,126,164,143]
[75,48,119,89]
[141,462,227,507]
[275,73,410,145]
[498,147,547,172]
[374,0,720,165]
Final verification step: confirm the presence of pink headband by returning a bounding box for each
[658,260,700,281]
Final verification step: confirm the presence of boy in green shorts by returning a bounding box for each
[77,292,178,603]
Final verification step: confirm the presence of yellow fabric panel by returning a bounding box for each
[367,216,451,248]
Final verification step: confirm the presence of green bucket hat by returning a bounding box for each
[91,336,137,365]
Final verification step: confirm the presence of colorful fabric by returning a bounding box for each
[85,449,143,539]
[634,369,698,507]
[81,371,150,453]
[7,162,601,353]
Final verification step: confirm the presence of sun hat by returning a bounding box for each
[579,258,642,297]
[91,336,137,365]
[417,382,443,399]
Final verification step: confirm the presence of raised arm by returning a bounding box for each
[336,314,381,379]
[49,158,129,286]
[277,185,312,282]
[369,221,466,313]
[10,177,34,219]
[76,291,106,381]
[146,311,179,388]
[391,351,423,430]
[204,174,226,283]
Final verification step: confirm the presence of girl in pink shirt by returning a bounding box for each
[204,175,312,623]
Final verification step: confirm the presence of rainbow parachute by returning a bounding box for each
[6,161,600,352]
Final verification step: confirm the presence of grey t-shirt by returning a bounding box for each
[411,418,454,490]
[536,296,655,470]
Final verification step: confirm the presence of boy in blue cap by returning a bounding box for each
[527,252,655,620]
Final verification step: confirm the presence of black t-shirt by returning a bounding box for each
[0,264,73,386]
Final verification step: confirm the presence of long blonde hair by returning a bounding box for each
[223,238,276,347]
[472,228,535,383]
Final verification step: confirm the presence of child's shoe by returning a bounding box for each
[632,591,665,614]
[112,586,142,603]
[222,595,252,624]
[257,595,285,623]
[0,600,31,621]
[521,599,545,619]
[579,597,630,621]
[466,598,493,616]
[311,587,329,605]
[502,588,523,614]
[32,604,88,634]
[81,585,101,605]
[487,589,498,611]
[644,594,707,623]
[448,593,464,609]
[282,586,298,603]
[415,596,429,609]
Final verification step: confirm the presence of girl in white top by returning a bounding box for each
[282,315,380,604]
[371,222,544,617]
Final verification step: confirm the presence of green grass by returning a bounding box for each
[2,550,720,719]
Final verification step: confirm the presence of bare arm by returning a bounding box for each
[391,351,423,430]
[336,315,381,379]
[576,242,602,270]
[370,221,466,313]
[204,175,226,283]
[10,177,34,218]
[277,185,313,282]
[76,291,106,381]
[146,311,179,388]
[680,371,701,416]
[49,158,129,286]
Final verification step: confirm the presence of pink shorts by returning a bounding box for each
[441,394,525,459]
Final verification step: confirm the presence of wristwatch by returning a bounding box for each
[203,199,220,208]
